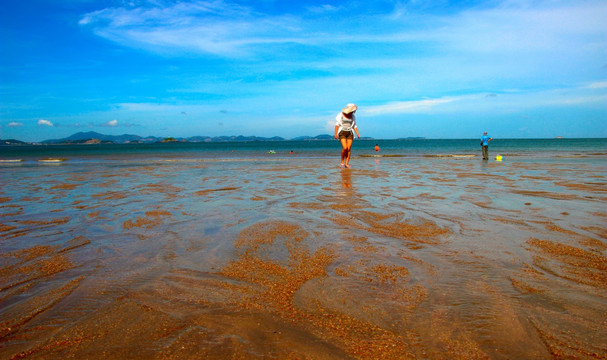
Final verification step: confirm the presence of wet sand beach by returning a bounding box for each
[1,154,606,359]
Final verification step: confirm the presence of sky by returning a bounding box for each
[1,0,606,142]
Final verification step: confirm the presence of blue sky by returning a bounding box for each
[1,0,606,142]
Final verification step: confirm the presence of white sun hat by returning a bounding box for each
[342,103,358,114]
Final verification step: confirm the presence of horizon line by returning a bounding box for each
[3,131,606,145]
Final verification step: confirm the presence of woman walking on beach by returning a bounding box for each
[334,103,361,168]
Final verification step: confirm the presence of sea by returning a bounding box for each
[1,138,606,359]
[2,138,606,162]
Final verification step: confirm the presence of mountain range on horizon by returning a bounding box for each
[1,131,347,145]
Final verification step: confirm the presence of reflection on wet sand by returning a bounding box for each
[1,157,606,359]
[341,169,352,189]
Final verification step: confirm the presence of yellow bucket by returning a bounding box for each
[495,155,503,161]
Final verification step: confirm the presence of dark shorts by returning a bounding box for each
[338,130,353,140]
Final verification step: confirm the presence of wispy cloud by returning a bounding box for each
[364,97,460,115]
[431,2,607,54]
[79,1,304,57]
[117,102,207,113]
[306,4,341,14]
[364,83,607,117]
[102,119,119,127]
[38,119,54,127]
[79,0,607,61]
[8,122,23,127]
[586,81,607,89]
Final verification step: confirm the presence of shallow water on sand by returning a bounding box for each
[1,154,606,359]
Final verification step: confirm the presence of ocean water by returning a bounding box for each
[2,137,606,162]
[1,138,606,359]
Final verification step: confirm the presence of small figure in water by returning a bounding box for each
[480,131,493,160]
[374,144,380,152]
[334,103,360,168]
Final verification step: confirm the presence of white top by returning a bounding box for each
[335,113,357,134]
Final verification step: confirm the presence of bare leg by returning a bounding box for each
[344,138,353,167]
[340,138,349,166]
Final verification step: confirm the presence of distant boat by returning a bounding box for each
[555,136,564,139]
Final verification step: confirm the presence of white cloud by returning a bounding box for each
[364,97,460,115]
[79,1,301,57]
[306,4,340,14]
[103,119,119,127]
[38,119,54,127]
[324,119,335,133]
[118,102,191,112]
[78,0,607,61]
[586,81,607,89]
[554,95,607,106]
[431,3,607,54]
[8,122,24,127]
[359,83,607,118]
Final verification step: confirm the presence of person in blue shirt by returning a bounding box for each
[480,131,493,160]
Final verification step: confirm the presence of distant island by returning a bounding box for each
[2,139,30,146]
[0,131,382,145]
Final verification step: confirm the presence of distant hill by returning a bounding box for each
[40,132,296,144]
[292,134,334,140]
[42,131,154,144]
[3,132,370,145]
[0,139,29,145]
